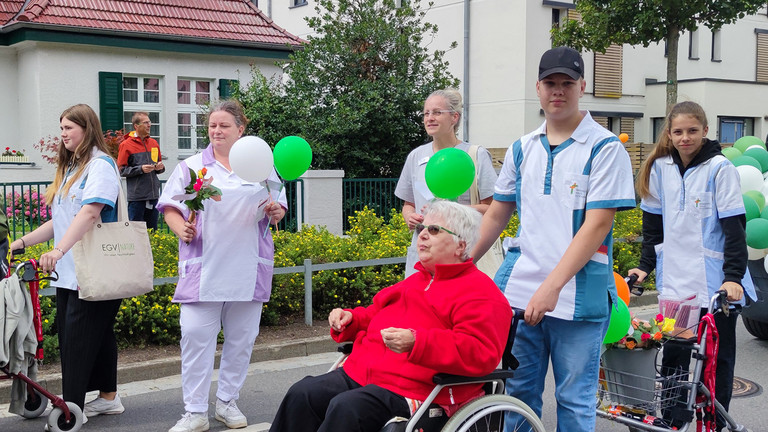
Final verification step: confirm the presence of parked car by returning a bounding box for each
[744,261,768,340]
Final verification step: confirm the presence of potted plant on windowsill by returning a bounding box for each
[0,147,29,163]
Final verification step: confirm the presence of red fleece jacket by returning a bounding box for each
[331,260,512,405]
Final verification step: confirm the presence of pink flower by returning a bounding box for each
[656,313,664,323]
[193,179,203,192]
[641,333,651,342]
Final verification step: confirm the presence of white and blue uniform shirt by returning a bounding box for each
[494,112,636,321]
[52,149,119,291]
[641,154,756,307]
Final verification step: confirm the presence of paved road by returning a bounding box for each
[1,305,765,431]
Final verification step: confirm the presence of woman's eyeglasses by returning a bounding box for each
[422,110,454,118]
[415,223,457,236]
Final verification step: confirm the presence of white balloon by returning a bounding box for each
[747,246,768,260]
[229,136,273,183]
[737,165,764,193]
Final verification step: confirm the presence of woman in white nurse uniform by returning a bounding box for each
[159,100,287,432]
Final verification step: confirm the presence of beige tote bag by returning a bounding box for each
[72,166,154,301]
[468,145,505,279]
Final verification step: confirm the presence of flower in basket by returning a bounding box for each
[614,313,676,350]
[171,167,222,224]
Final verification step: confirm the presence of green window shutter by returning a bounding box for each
[99,72,124,131]
[219,79,239,99]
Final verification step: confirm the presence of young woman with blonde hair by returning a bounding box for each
[10,103,125,420]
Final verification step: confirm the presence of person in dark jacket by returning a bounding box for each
[629,101,755,430]
[117,112,164,230]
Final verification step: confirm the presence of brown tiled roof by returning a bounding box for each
[0,1,26,25]
[2,0,303,48]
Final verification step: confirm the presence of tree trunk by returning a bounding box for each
[665,25,680,114]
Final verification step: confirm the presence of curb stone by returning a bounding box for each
[628,290,659,309]
[1,293,661,405]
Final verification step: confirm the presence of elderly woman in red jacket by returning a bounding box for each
[269,199,513,432]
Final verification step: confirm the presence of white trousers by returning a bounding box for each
[179,301,263,413]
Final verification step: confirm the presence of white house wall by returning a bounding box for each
[1,42,282,183]
[0,47,21,169]
[267,0,768,151]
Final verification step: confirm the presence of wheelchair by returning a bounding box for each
[330,309,546,432]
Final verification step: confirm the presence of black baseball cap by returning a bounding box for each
[538,46,584,80]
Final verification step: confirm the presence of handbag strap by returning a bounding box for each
[468,144,481,205]
[95,155,129,224]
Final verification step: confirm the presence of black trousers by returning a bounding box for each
[269,368,411,432]
[56,288,122,409]
[661,307,738,430]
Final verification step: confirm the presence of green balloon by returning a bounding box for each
[273,136,312,181]
[425,148,475,200]
[604,300,631,344]
[745,190,765,211]
[734,136,765,153]
[761,205,768,220]
[732,155,762,171]
[746,218,768,249]
[721,146,742,161]
[744,195,760,221]
[744,147,768,173]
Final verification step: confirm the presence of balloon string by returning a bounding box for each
[263,182,273,238]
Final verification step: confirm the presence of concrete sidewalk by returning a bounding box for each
[0,291,658,405]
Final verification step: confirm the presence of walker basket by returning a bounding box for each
[599,348,688,413]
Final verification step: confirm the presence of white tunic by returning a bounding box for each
[641,154,755,307]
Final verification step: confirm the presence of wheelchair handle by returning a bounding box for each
[512,308,525,321]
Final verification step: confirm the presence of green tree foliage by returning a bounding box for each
[552,0,764,111]
[237,0,459,178]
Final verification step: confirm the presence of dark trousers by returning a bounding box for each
[56,288,122,409]
[662,308,738,430]
[127,199,159,231]
[269,368,410,432]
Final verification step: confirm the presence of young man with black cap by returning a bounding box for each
[472,46,636,431]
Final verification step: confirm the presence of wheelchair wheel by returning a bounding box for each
[441,394,545,432]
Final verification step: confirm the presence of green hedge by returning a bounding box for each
[15,206,645,363]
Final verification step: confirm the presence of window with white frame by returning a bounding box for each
[177,79,212,152]
[122,76,161,143]
[291,0,308,7]
[712,30,722,62]
[689,29,699,60]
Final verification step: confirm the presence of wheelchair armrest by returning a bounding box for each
[337,343,353,355]
[432,369,514,386]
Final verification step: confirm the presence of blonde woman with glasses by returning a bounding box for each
[395,88,497,278]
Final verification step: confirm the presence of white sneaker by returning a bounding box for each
[169,412,210,432]
[83,394,125,416]
[215,399,247,429]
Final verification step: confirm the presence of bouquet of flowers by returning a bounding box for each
[613,314,676,350]
[172,167,222,224]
